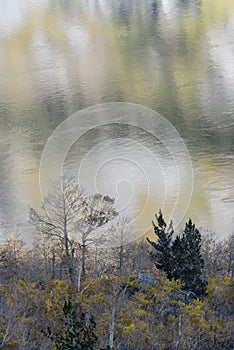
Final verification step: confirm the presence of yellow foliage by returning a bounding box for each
[183,299,204,317]
[224,275,232,287]
[135,292,151,305]
[51,279,68,290]
[133,309,146,318]
[45,298,53,313]
[123,322,135,334]
[92,293,105,304]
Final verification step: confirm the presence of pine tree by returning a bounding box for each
[147,212,207,298]
[43,299,98,350]
[173,219,207,297]
[147,210,174,280]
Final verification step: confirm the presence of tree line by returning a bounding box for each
[0,177,233,349]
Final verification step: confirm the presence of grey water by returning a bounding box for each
[0,0,233,243]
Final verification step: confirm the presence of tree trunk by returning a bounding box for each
[119,245,123,274]
[51,249,55,279]
[81,237,86,275]
[109,303,116,350]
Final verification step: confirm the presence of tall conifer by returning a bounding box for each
[147,212,207,298]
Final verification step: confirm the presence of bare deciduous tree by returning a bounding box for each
[30,177,117,282]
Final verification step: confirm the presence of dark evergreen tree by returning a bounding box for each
[43,299,98,350]
[174,219,207,297]
[147,212,207,298]
[147,210,174,280]
[171,234,184,280]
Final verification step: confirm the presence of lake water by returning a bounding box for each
[0,0,233,243]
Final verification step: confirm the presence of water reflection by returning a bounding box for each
[0,0,233,241]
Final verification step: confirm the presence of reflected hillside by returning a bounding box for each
[0,0,233,239]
